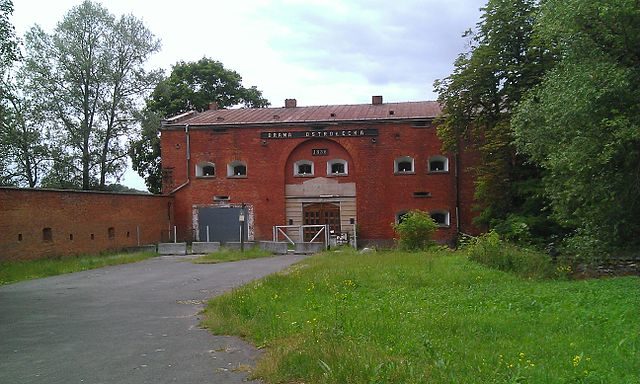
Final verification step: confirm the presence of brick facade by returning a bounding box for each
[0,188,174,261]
[161,98,479,246]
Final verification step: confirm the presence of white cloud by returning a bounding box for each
[11,0,485,189]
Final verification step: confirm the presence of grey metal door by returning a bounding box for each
[197,207,247,244]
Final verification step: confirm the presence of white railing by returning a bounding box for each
[273,224,329,250]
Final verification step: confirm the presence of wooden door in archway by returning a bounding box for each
[303,203,341,241]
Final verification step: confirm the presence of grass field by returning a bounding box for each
[0,251,156,285]
[193,247,275,264]
[203,248,639,383]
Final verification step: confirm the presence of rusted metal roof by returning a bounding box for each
[161,100,441,128]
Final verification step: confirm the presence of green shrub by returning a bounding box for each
[466,231,554,279]
[492,214,532,244]
[392,210,437,250]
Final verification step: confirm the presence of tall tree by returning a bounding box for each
[0,0,19,81]
[513,0,640,257]
[0,0,21,185]
[21,0,160,190]
[130,57,270,193]
[0,93,50,187]
[434,0,559,242]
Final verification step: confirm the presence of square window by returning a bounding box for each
[430,211,450,227]
[294,160,314,176]
[227,161,247,177]
[327,159,348,175]
[429,156,449,172]
[398,161,412,172]
[394,156,415,174]
[298,163,312,174]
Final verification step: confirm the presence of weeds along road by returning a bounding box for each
[0,254,307,384]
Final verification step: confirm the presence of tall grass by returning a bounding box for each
[0,251,156,285]
[203,249,639,383]
[466,231,556,279]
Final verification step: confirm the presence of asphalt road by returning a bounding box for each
[0,254,307,384]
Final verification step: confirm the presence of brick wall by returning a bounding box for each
[0,188,174,261]
[161,120,479,245]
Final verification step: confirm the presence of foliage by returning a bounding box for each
[0,90,50,187]
[193,247,274,264]
[101,183,149,193]
[512,0,640,258]
[465,231,554,279]
[0,251,156,285]
[0,0,19,80]
[147,57,270,115]
[130,57,270,193]
[0,0,23,186]
[19,0,161,190]
[203,249,639,383]
[392,210,437,250]
[434,0,559,236]
[128,108,162,193]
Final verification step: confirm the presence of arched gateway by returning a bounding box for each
[284,139,357,242]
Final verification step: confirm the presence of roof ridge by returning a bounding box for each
[274,100,438,109]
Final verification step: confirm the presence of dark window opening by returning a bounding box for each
[108,227,115,240]
[126,231,130,238]
[413,191,432,198]
[289,219,294,225]
[69,234,73,241]
[202,165,215,176]
[431,213,448,226]
[43,227,52,242]
[430,160,446,172]
[398,161,412,172]
[91,233,95,240]
[18,233,23,241]
[331,163,345,174]
[214,195,230,201]
[298,163,312,175]
[233,165,246,176]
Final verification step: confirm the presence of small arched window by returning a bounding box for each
[294,160,314,176]
[227,161,247,177]
[429,155,449,172]
[430,211,450,227]
[196,162,215,177]
[327,159,348,176]
[394,156,415,174]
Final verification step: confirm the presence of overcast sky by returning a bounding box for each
[11,0,486,189]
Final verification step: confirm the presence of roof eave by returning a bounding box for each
[159,116,437,131]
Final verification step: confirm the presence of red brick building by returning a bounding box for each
[160,96,477,247]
